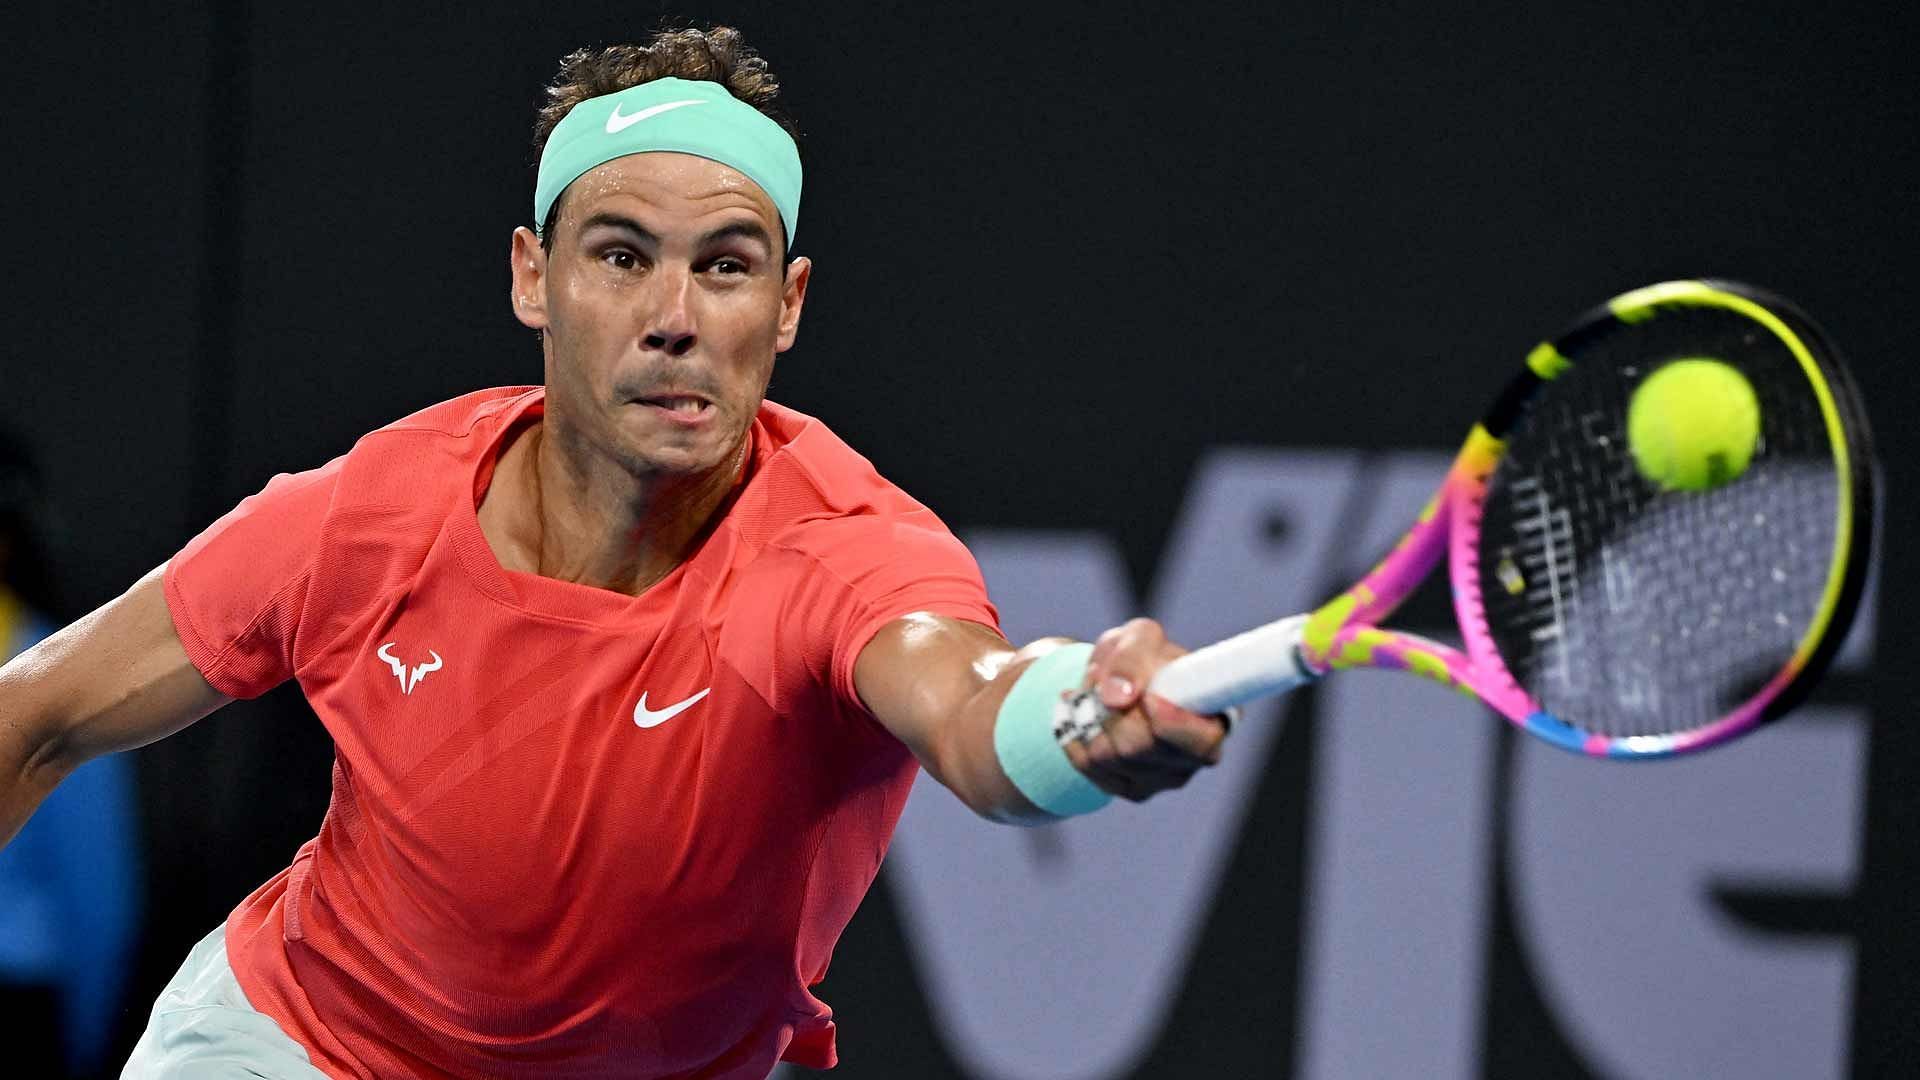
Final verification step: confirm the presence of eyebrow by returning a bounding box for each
[577,212,774,254]
[698,220,775,254]
[578,212,659,245]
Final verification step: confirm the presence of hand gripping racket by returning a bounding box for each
[1062,280,1875,759]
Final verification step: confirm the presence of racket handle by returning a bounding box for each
[1149,613,1317,714]
[1051,614,1318,746]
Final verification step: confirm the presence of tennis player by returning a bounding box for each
[0,27,1228,1079]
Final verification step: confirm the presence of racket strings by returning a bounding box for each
[1476,306,1842,739]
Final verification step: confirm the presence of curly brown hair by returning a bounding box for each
[533,26,800,252]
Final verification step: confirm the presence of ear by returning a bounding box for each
[774,256,812,353]
[509,226,550,331]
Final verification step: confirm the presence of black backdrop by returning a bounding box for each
[4,2,1916,1077]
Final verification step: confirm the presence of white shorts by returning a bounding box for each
[121,925,330,1079]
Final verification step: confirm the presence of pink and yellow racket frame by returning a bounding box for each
[1142,281,1868,761]
[1294,281,1862,758]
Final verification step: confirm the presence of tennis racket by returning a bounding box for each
[1061,279,1875,759]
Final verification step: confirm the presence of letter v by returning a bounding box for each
[884,450,1366,1080]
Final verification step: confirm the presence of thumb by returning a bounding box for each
[1096,671,1140,710]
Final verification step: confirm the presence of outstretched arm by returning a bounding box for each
[0,564,230,849]
[853,613,1229,824]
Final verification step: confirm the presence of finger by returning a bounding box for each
[1094,763,1159,802]
[1059,736,1135,799]
[1096,624,1165,711]
[1104,709,1210,791]
[1082,630,1131,704]
[1088,625,1126,669]
[1142,693,1230,765]
[1076,753,1142,800]
[1091,618,1163,663]
[1107,766,1185,802]
[1080,730,1203,800]
[1079,724,1121,768]
[1107,754,1202,789]
[1059,732,1091,772]
[1096,672,1138,711]
[1102,706,1158,759]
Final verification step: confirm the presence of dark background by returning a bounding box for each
[4,1,1915,1076]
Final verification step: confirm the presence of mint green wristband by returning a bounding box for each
[993,643,1112,818]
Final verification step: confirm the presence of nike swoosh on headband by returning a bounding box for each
[605,99,708,134]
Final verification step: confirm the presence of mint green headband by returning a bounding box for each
[534,77,802,246]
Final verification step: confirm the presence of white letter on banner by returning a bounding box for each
[885,450,1363,1080]
[1511,705,1866,1079]
[1296,453,1496,1080]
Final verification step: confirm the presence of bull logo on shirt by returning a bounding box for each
[376,642,443,695]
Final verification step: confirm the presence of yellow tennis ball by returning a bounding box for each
[1627,358,1761,491]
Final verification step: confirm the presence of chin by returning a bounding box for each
[614,443,714,480]
[599,395,753,480]
[613,431,734,480]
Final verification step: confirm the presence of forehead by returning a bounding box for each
[558,151,780,237]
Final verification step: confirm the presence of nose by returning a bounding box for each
[642,265,698,357]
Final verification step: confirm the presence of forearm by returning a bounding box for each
[933,637,1080,825]
[859,613,1226,824]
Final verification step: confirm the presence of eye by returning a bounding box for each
[602,248,640,271]
[708,257,749,276]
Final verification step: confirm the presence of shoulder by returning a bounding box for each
[712,406,999,713]
[366,386,540,440]
[735,401,962,561]
[718,404,991,623]
[750,401,894,508]
[350,386,538,460]
[195,386,536,578]
[748,401,946,527]
[328,386,539,506]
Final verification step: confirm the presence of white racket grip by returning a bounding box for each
[1149,613,1317,715]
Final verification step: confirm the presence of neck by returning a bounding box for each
[485,417,748,597]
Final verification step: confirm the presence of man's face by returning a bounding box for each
[510,151,809,481]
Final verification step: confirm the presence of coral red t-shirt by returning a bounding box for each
[162,387,999,1079]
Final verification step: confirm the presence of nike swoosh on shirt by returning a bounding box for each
[633,687,711,728]
[605,99,707,134]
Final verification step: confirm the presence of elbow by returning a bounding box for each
[25,727,77,784]
[0,711,77,852]
[3,700,76,791]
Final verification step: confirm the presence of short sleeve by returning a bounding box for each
[162,457,342,699]
[763,510,1000,713]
